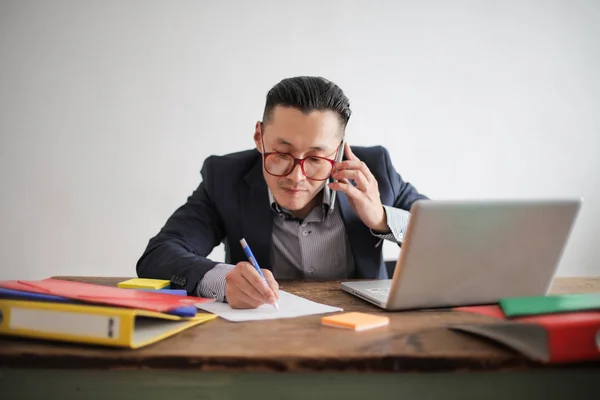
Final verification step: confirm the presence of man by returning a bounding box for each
[136,76,428,309]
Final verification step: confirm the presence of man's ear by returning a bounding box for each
[253,121,262,153]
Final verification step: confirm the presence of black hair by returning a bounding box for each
[262,76,351,128]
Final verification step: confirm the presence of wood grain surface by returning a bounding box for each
[0,276,598,372]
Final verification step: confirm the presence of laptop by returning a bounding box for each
[341,199,582,310]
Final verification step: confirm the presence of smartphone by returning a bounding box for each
[329,139,346,211]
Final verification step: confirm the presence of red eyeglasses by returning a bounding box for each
[260,132,342,181]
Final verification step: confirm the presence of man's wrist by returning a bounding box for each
[371,206,391,234]
[370,206,411,244]
[197,263,236,302]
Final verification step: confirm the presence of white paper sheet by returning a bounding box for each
[195,290,343,322]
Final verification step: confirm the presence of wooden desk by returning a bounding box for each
[1,276,599,399]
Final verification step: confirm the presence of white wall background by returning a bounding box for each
[0,0,598,280]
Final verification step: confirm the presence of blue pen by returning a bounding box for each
[240,238,279,310]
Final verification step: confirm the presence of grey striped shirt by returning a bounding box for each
[197,186,410,302]
[269,186,355,280]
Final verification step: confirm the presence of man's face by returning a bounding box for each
[254,106,344,216]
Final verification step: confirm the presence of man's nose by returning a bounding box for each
[287,162,305,182]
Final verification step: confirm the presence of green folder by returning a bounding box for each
[499,293,600,318]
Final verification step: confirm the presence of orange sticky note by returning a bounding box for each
[321,312,390,331]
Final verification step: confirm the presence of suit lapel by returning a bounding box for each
[241,156,274,271]
[338,148,386,279]
[337,186,383,279]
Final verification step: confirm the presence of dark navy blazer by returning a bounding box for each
[136,146,428,293]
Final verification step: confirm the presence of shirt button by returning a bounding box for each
[308,268,315,274]
[302,231,310,236]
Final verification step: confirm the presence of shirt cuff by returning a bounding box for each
[370,205,410,244]
[196,263,236,302]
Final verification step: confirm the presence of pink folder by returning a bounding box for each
[0,278,213,312]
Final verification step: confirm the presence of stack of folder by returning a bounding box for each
[0,278,217,349]
[451,293,600,364]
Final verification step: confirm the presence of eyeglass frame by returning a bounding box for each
[259,127,343,181]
